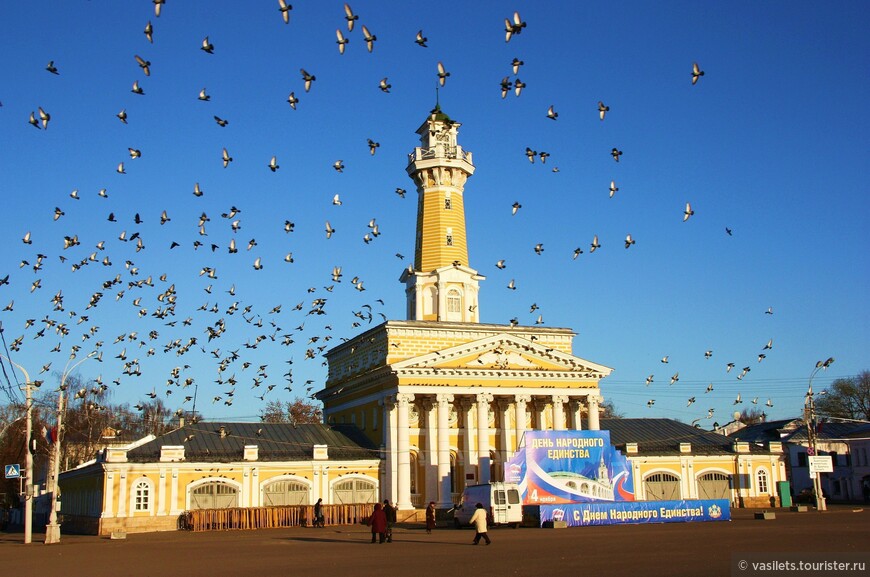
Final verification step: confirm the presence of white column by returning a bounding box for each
[382,397,397,503]
[552,395,568,430]
[588,395,601,431]
[117,471,127,517]
[170,469,180,515]
[436,393,454,507]
[514,394,530,449]
[498,398,511,476]
[321,465,329,502]
[158,471,166,515]
[102,472,115,517]
[396,393,415,510]
[412,282,424,321]
[461,398,475,466]
[477,393,493,484]
[534,399,547,429]
[422,397,438,505]
[570,399,583,430]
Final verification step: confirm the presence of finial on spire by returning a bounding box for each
[435,83,440,110]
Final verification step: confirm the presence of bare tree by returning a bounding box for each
[260,398,322,424]
[816,371,870,421]
[738,406,766,425]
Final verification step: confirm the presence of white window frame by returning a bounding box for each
[446,289,462,314]
[756,468,769,494]
[131,478,153,513]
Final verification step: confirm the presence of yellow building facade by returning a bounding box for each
[59,423,380,535]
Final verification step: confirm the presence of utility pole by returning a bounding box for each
[44,351,95,545]
[1,355,34,544]
[805,357,834,512]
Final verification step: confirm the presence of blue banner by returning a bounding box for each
[505,430,635,504]
[539,499,730,527]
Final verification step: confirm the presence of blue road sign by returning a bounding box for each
[4,464,21,479]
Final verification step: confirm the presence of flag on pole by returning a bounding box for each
[44,425,58,444]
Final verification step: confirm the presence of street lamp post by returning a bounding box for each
[44,351,95,545]
[805,357,834,512]
[0,355,35,544]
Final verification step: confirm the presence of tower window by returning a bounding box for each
[447,289,461,313]
[446,227,453,246]
[445,198,452,210]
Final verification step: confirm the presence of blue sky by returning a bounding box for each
[0,1,867,426]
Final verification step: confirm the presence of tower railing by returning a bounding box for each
[408,147,472,163]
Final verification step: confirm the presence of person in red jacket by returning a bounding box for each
[369,502,387,544]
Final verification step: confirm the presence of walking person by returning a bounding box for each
[383,499,397,542]
[469,502,491,545]
[369,502,387,544]
[425,501,436,534]
[313,498,324,528]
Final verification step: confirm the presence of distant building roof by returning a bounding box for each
[126,422,378,463]
[781,421,870,443]
[727,419,801,443]
[602,418,774,455]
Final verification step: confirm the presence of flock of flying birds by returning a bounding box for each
[2,3,769,429]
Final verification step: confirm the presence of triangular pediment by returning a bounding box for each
[391,333,612,377]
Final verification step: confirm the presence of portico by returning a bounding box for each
[319,320,611,509]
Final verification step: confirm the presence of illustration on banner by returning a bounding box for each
[504,430,635,504]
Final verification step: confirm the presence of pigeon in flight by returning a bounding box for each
[437,62,450,87]
[335,29,348,54]
[692,62,705,85]
[278,0,292,24]
[361,26,377,52]
[343,3,358,32]
[546,105,558,120]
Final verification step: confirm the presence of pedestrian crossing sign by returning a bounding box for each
[4,464,21,479]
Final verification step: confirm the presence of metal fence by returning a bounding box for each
[181,503,373,532]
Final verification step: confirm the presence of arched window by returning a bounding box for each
[447,289,461,314]
[190,481,239,510]
[756,469,769,494]
[450,452,457,494]
[333,478,377,504]
[263,479,310,506]
[132,479,152,512]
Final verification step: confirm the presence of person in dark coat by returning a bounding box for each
[313,498,324,528]
[425,501,436,534]
[369,502,387,543]
[383,500,397,542]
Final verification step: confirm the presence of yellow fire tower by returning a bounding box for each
[319,107,613,512]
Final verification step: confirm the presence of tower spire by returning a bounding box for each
[400,108,485,322]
